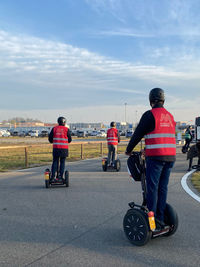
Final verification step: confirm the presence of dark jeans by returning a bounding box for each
[146,158,174,222]
[107,144,117,165]
[185,138,191,149]
[51,155,66,179]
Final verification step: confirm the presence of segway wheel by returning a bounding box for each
[123,209,151,246]
[115,159,121,172]
[163,203,178,236]
[102,158,108,172]
[45,180,50,188]
[65,170,69,187]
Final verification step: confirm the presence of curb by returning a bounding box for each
[181,170,200,203]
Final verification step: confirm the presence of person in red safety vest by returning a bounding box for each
[48,116,72,180]
[107,122,120,166]
[125,88,176,230]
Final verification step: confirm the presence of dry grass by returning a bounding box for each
[191,171,200,193]
[0,138,143,172]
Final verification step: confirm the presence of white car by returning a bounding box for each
[0,130,11,137]
[30,130,39,137]
[97,131,106,137]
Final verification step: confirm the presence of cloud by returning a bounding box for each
[0,29,200,123]
[1,30,198,84]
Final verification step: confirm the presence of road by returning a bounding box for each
[0,149,199,267]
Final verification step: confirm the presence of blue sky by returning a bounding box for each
[0,0,200,124]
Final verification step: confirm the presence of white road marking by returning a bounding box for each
[181,170,200,203]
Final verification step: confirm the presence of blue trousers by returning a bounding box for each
[51,156,66,179]
[145,158,174,222]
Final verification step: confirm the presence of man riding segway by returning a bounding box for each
[48,116,72,181]
[125,88,176,231]
[107,121,120,167]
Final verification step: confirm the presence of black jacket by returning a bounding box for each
[48,127,72,157]
[126,104,176,162]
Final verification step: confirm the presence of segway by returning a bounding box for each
[44,161,69,188]
[123,152,178,246]
[102,157,121,172]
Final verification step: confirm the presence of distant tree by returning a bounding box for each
[1,117,42,123]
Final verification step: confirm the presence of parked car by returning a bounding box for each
[40,130,49,137]
[97,131,106,137]
[0,130,11,137]
[77,130,88,138]
[91,130,98,136]
[12,130,19,136]
[126,130,134,138]
[18,131,27,137]
[30,130,39,137]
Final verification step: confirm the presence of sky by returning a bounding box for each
[0,0,200,124]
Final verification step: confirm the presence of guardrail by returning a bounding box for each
[0,140,133,171]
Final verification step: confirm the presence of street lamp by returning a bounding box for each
[124,103,127,122]
[135,110,138,126]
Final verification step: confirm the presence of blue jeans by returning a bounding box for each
[51,156,66,179]
[145,158,174,222]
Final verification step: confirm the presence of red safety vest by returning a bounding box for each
[107,128,118,145]
[144,108,176,156]
[53,125,69,149]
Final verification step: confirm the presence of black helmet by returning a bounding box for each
[110,121,116,127]
[149,88,165,103]
[57,116,66,126]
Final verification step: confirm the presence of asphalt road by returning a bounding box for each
[0,150,199,267]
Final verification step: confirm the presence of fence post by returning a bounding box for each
[100,142,103,156]
[81,144,84,159]
[25,147,28,167]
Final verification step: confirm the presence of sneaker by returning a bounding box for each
[50,176,55,181]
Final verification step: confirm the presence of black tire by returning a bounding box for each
[65,170,69,187]
[192,165,200,170]
[123,209,151,246]
[164,203,178,236]
[102,159,107,171]
[45,180,50,188]
[115,159,121,172]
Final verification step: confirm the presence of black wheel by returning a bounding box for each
[163,203,178,236]
[123,209,151,246]
[65,170,69,187]
[192,165,200,170]
[45,180,50,188]
[102,159,107,171]
[115,159,121,172]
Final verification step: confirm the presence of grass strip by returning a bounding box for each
[191,171,200,193]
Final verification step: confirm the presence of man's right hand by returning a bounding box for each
[125,151,132,156]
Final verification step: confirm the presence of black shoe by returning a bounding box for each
[155,218,166,231]
[187,168,191,171]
